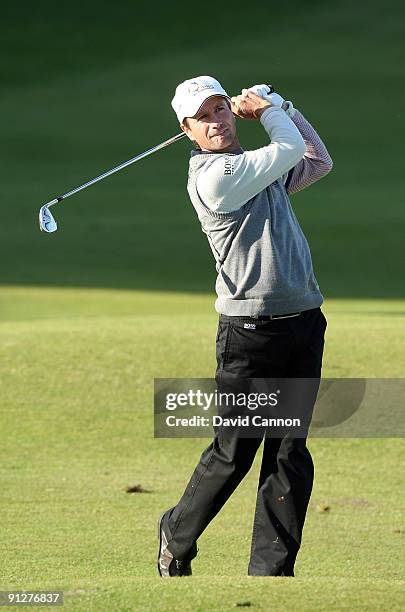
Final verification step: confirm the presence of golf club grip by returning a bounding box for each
[232,84,275,117]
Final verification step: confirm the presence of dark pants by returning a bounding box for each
[166,307,327,575]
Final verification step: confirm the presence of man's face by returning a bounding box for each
[181,95,240,152]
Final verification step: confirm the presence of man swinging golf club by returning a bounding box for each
[158,75,333,577]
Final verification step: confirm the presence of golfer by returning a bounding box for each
[158,76,333,577]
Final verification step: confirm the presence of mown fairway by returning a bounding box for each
[1,289,404,610]
[1,0,404,610]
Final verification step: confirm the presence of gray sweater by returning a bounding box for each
[186,106,325,317]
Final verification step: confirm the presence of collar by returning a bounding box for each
[190,146,244,157]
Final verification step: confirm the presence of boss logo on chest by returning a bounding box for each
[224,156,235,175]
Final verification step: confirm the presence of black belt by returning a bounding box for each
[256,312,301,320]
[220,311,305,322]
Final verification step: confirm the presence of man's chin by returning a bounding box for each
[201,134,238,153]
[210,136,234,152]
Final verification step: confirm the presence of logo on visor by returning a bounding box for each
[188,81,215,95]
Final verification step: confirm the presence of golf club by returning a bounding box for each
[39,84,275,234]
[38,132,187,233]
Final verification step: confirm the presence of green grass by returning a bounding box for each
[1,0,405,608]
[1,0,404,297]
[1,287,404,610]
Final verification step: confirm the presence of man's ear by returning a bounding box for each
[181,121,194,142]
[181,120,200,148]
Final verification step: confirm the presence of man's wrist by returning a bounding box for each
[255,104,272,119]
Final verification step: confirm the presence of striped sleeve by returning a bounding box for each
[282,109,333,195]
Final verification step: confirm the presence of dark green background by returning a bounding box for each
[1,0,403,297]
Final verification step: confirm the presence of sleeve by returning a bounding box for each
[196,107,307,213]
[281,109,333,196]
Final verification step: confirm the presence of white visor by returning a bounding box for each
[171,75,230,123]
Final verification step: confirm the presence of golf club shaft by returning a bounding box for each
[49,132,186,206]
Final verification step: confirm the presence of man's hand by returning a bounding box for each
[247,85,296,117]
[248,84,285,108]
[231,90,272,120]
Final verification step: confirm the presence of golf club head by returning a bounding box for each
[39,200,58,233]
